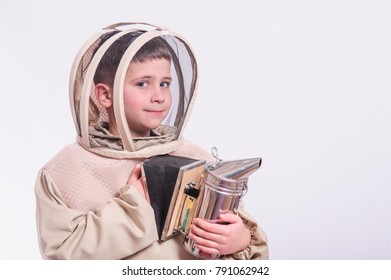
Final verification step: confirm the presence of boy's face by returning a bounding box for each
[123,58,172,138]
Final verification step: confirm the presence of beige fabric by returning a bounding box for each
[35,140,268,259]
[88,123,177,152]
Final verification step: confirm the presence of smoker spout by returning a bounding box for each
[208,158,262,180]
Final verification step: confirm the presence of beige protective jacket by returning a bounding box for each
[35,23,268,260]
[35,139,268,260]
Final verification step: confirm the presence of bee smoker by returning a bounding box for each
[183,148,262,259]
[141,148,262,259]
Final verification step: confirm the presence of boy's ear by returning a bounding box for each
[95,83,113,108]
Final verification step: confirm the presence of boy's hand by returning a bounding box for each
[127,164,146,199]
[188,211,251,256]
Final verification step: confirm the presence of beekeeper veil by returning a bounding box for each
[69,22,198,158]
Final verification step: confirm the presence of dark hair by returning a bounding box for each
[93,31,172,87]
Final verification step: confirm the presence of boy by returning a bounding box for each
[35,23,268,259]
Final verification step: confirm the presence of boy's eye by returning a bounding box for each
[160,81,171,87]
[136,81,148,88]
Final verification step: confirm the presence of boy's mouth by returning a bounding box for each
[145,109,165,116]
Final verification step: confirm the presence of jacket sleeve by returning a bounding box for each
[35,169,158,260]
[224,203,269,260]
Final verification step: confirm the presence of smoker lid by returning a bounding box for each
[203,147,262,190]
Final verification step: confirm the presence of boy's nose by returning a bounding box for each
[151,87,165,103]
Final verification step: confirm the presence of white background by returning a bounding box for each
[0,0,390,260]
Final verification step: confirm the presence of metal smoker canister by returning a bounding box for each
[183,150,262,259]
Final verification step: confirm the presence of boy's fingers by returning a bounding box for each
[192,218,226,235]
[218,212,240,224]
[128,164,141,183]
[189,225,220,247]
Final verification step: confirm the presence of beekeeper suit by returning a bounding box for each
[35,23,268,260]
